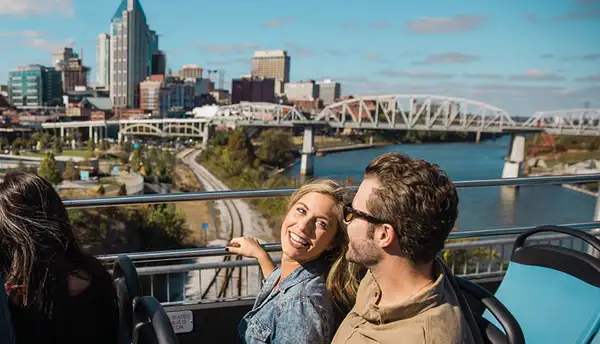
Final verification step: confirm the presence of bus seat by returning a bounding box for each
[457,276,524,344]
[132,296,179,344]
[484,225,600,344]
[113,255,143,344]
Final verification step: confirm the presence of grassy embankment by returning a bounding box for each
[172,163,220,246]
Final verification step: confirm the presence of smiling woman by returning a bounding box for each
[225,179,362,344]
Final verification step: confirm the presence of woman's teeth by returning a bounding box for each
[290,232,308,246]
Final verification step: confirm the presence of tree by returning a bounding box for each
[38,152,62,185]
[143,161,153,177]
[11,138,22,155]
[97,184,106,196]
[31,132,47,150]
[442,228,503,275]
[130,148,143,171]
[0,137,9,151]
[53,137,63,154]
[62,159,79,181]
[100,140,110,151]
[148,148,159,163]
[256,129,295,167]
[148,204,190,245]
[118,183,127,196]
[211,131,230,146]
[119,151,130,164]
[122,141,133,154]
[226,130,256,175]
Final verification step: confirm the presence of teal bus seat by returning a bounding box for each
[484,226,600,344]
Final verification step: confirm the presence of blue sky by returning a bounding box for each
[0,0,599,115]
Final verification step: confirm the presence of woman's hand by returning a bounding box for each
[226,237,265,259]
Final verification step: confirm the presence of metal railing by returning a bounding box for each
[70,174,600,305]
[65,174,600,209]
[130,228,600,305]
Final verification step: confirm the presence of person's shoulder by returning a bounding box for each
[419,298,473,344]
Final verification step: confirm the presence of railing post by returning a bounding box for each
[590,184,600,258]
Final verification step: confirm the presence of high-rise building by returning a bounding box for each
[316,79,341,106]
[147,30,159,76]
[179,65,203,79]
[110,0,154,108]
[51,47,75,68]
[284,81,318,101]
[151,50,167,76]
[96,33,111,88]
[140,77,169,117]
[231,77,275,104]
[58,57,90,93]
[8,65,63,108]
[251,50,290,95]
[164,77,195,110]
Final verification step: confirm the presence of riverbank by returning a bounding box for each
[561,183,598,197]
[316,142,391,154]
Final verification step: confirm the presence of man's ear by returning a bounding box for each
[374,224,396,249]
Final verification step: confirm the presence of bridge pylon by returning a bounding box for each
[300,126,315,177]
[501,133,526,182]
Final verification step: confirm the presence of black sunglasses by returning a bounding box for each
[343,204,386,225]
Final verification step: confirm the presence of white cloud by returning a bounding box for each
[509,69,566,81]
[24,37,75,53]
[196,42,258,54]
[0,0,74,16]
[404,15,487,34]
[0,30,46,37]
[263,17,296,28]
[412,52,479,65]
[575,74,600,82]
[378,69,455,79]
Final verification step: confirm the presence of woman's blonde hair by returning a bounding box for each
[286,179,363,315]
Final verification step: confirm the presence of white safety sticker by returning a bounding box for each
[168,310,194,334]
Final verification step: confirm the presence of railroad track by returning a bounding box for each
[182,150,245,300]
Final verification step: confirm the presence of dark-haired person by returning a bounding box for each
[332,153,476,344]
[0,171,119,344]
[0,271,15,344]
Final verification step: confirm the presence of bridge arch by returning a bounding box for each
[315,94,515,132]
[215,102,307,123]
[120,123,163,136]
[163,123,203,137]
[523,108,600,135]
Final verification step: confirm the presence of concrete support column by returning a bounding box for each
[369,135,374,145]
[60,126,65,138]
[300,126,315,177]
[201,124,210,150]
[118,132,123,144]
[93,128,98,144]
[89,126,93,141]
[501,133,525,181]
[476,131,481,144]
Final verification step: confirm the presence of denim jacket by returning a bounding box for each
[238,259,335,344]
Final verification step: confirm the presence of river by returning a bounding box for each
[286,136,597,231]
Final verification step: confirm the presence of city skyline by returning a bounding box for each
[0,0,598,115]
